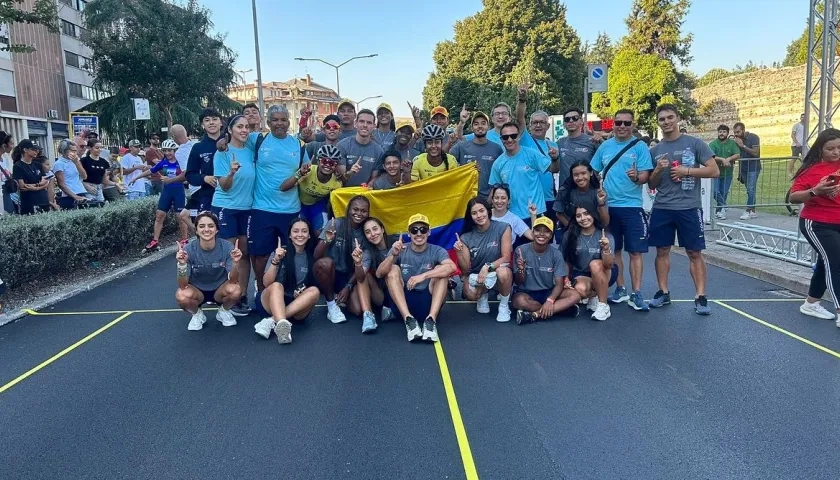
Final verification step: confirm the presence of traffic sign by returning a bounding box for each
[587,64,608,93]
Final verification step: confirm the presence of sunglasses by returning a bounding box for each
[614,120,632,127]
[500,133,519,141]
[491,183,510,190]
[564,115,580,123]
[409,226,429,235]
[319,157,337,166]
[324,123,340,131]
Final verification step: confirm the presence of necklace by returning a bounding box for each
[580,232,597,253]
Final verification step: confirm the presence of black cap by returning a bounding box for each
[323,114,340,126]
[17,138,37,151]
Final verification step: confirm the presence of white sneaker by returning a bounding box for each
[749,211,757,218]
[739,212,751,220]
[800,301,836,320]
[586,296,598,312]
[715,212,726,220]
[254,317,275,339]
[216,306,237,327]
[496,302,511,322]
[187,309,207,331]
[327,303,347,324]
[477,293,490,314]
[274,319,292,344]
[381,306,394,322]
[591,302,611,321]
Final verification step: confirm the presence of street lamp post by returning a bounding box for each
[355,95,383,109]
[293,54,378,96]
[251,0,265,117]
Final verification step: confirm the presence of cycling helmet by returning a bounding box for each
[421,124,445,141]
[160,139,179,150]
[317,143,342,160]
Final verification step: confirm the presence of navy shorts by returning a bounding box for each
[405,289,434,321]
[247,209,300,257]
[648,208,706,251]
[212,206,251,239]
[199,288,219,304]
[516,289,552,305]
[158,187,186,213]
[300,199,328,232]
[572,263,619,287]
[187,193,213,218]
[608,207,649,253]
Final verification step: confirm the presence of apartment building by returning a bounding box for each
[227,75,341,132]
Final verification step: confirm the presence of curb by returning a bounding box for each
[0,245,178,327]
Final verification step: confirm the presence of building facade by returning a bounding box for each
[227,75,341,132]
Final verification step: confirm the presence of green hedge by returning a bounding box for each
[0,197,177,288]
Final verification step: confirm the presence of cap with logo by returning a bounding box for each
[532,216,555,232]
[376,102,393,115]
[472,111,490,123]
[395,119,416,134]
[338,98,355,110]
[128,139,142,147]
[430,106,449,118]
[407,213,430,230]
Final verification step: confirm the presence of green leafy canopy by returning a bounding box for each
[0,0,58,53]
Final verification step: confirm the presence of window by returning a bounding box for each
[68,82,83,98]
[0,24,8,47]
[58,0,72,6]
[61,20,77,38]
[65,51,91,70]
[0,95,18,113]
[75,0,88,11]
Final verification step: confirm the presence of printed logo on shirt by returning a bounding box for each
[200,152,213,164]
[538,266,554,273]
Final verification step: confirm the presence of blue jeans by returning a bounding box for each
[745,170,759,210]
[713,176,733,213]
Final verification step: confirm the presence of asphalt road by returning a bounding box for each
[1,251,838,480]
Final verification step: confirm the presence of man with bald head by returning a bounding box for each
[171,123,199,233]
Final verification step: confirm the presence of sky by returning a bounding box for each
[199,0,806,118]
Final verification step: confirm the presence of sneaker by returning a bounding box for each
[586,296,598,312]
[422,317,439,342]
[609,286,630,304]
[362,311,377,333]
[231,300,251,317]
[405,316,423,342]
[327,303,347,324]
[749,211,757,219]
[800,301,836,320]
[694,296,712,315]
[216,306,237,326]
[142,239,160,254]
[715,211,726,220]
[381,306,394,322]
[274,319,292,344]
[591,302,611,321]
[563,304,580,318]
[739,212,751,220]
[628,291,650,312]
[496,301,511,323]
[187,309,207,331]
[649,290,671,308]
[516,310,535,325]
[254,317,275,339]
[477,293,490,314]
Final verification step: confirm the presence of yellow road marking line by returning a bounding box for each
[0,312,134,395]
[434,340,479,480]
[715,301,840,360]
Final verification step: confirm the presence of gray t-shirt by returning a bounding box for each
[186,239,234,291]
[514,242,566,292]
[396,146,421,162]
[372,130,396,151]
[650,134,715,211]
[397,244,450,291]
[460,220,510,274]
[266,251,309,288]
[553,185,599,219]
[337,136,385,187]
[371,174,399,190]
[450,139,504,198]
[319,218,366,273]
[556,134,595,185]
[565,231,615,275]
[738,132,761,173]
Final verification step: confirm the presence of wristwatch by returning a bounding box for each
[485,262,496,272]
[809,189,817,197]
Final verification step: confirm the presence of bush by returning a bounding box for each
[0,197,178,288]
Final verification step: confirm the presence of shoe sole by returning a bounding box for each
[609,296,630,304]
[649,300,671,308]
[694,309,712,316]
[628,302,650,312]
[187,324,203,331]
[231,310,250,317]
[406,328,423,342]
[422,332,439,342]
[275,320,292,344]
[800,306,836,320]
[477,307,490,314]
[255,324,272,339]
[328,314,347,324]
[591,313,611,321]
[362,324,378,333]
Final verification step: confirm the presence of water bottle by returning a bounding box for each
[681,148,696,191]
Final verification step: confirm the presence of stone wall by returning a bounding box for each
[689,64,835,146]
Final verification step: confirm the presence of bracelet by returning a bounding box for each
[271,261,280,266]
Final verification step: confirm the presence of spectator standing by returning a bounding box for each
[53,139,91,209]
[733,122,761,219]
[11,139,50,214]
[145,133,164,194]
[790,113,806,178]
[708,125,741,220]
[122,140,150,200]
[81,139,109,203]
[1,131,15,214]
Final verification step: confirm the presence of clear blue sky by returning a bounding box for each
[200,0,806,118]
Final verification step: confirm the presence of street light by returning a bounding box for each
[251,0,265,117]
[355,95,383,109]
[293,54,378,96]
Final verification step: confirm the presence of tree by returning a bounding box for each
[422,0,585,117]
[696,68,732,87]
[584,32,615,66]
[0,0,57,53]
[624,0,693,66]
[83,0,237,128]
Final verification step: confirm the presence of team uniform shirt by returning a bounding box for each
[266,251,309,289]
[212,146,256,210]
[314,129,356,142]
[396,145,422,163]
[397,244,450,290]
[247,132,309,214]
[12,161,49,208]
[492,211,530,242]
[53,157,87,196]
[519,131,559,203]
[410,153,456,181]
[185,239,234,291]
[337,136,384,187]
[650,134,715,210]
[553,186,599,219]
[564,231,615,275]
[371,175,400,190]
[372,129,396,151]
[318,218,366,273]
[556,134,595,185]
[466,129,503,148]
[150,158,183,190]
[489,147,551,218]
[589,138,653,208]
[298,168,342,205]
[708,138,740,179]
[460,220,510,274]
[81,155,110,185]
[792,161,840,224]
[450,139,504,197]
[121,153,148,193]
[514,243,566,292]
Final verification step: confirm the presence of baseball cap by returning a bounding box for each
[472,111,490,123]
[128,139,142,147]
[532,216,555,232]
[395,119,415,134]
[376,103,393,115]
[338,98,355,110]
[407,213,430,229]
[430,106,448,118]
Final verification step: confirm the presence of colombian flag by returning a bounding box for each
[330,163,479,257]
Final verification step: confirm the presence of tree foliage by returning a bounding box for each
[782,8,840,67]
[0,0,57,52]
[83,0,237,128]
[584,32,615,66]
[624,0,693,66]
[422,0,585,117]
[696,62,764,88]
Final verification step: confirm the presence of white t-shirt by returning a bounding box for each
[121,153,148,193]
[792,122,805,146]
[175,139,199,195]
[492,210,530,242]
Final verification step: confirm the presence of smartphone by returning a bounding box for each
[828,174,839,186]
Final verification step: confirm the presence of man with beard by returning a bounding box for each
[336,109,384,187]
[372,103,396,151]
[460,102,514,148]
[708,124,740,220]
[733,122,761,220]
[450,111,503,198]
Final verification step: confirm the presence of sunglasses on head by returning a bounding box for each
[614,120,632,127]
[500,133,519,141]
[564,115,580,123]
[491,183,510,190]
[409,226,429,235]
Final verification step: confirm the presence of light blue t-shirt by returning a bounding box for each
[247,132,309,214]
[53,157,86,196]
[589,137,654,208]
[519,130,558,203]
[488,146,550,219]
[212,146,256,210]
[465,129,503,148]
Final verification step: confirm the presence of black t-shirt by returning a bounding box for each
[12,161,49,207]
[81,155,110,184]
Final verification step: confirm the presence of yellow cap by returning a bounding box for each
[472,111,490,123]
[532,216,555,232]
[407,213,430,229]
[395,119,415,133]
[376,102,393,115]
[338,98,355,110]
[430,106,449,118]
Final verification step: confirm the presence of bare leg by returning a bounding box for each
[613,250,626,288]
[428,278,448,320]
[655,246,671,292]
[511,292,542,312]
[287,287,320,320]
[551,288,581,315]
[261,282,287,321]
[686,250,707,297]
[253,255,270,292]
[350,276,372,315]
[589,260,610,302]
[494,267,512,296]
[385,266,412,320]
[178,211,189,240]
[214,281,242,309]
[461,275,487,301]
[314,258,337,300]
[629,252,644,292]
[574,277,593,301]
[153,210,166,240]
[175,285,202,314]
[227,235,250,300]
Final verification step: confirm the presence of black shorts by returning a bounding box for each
[515,289,552,304]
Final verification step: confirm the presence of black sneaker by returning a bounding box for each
[421,317,439,342]
[516,310,535,325]
[405,316,423,342]
[694,295,712,315]
[231,298,251,317]
[649,290,671,308]
[561,304,580,318]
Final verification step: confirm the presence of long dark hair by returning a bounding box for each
[562,201,606,265]
[225,114,246,144]
[556,161,600,217]
[338,195,370,269]
[461,197,493,234]
[362,217,393,270]
[282,217,317,289]
[794,128,840,179]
